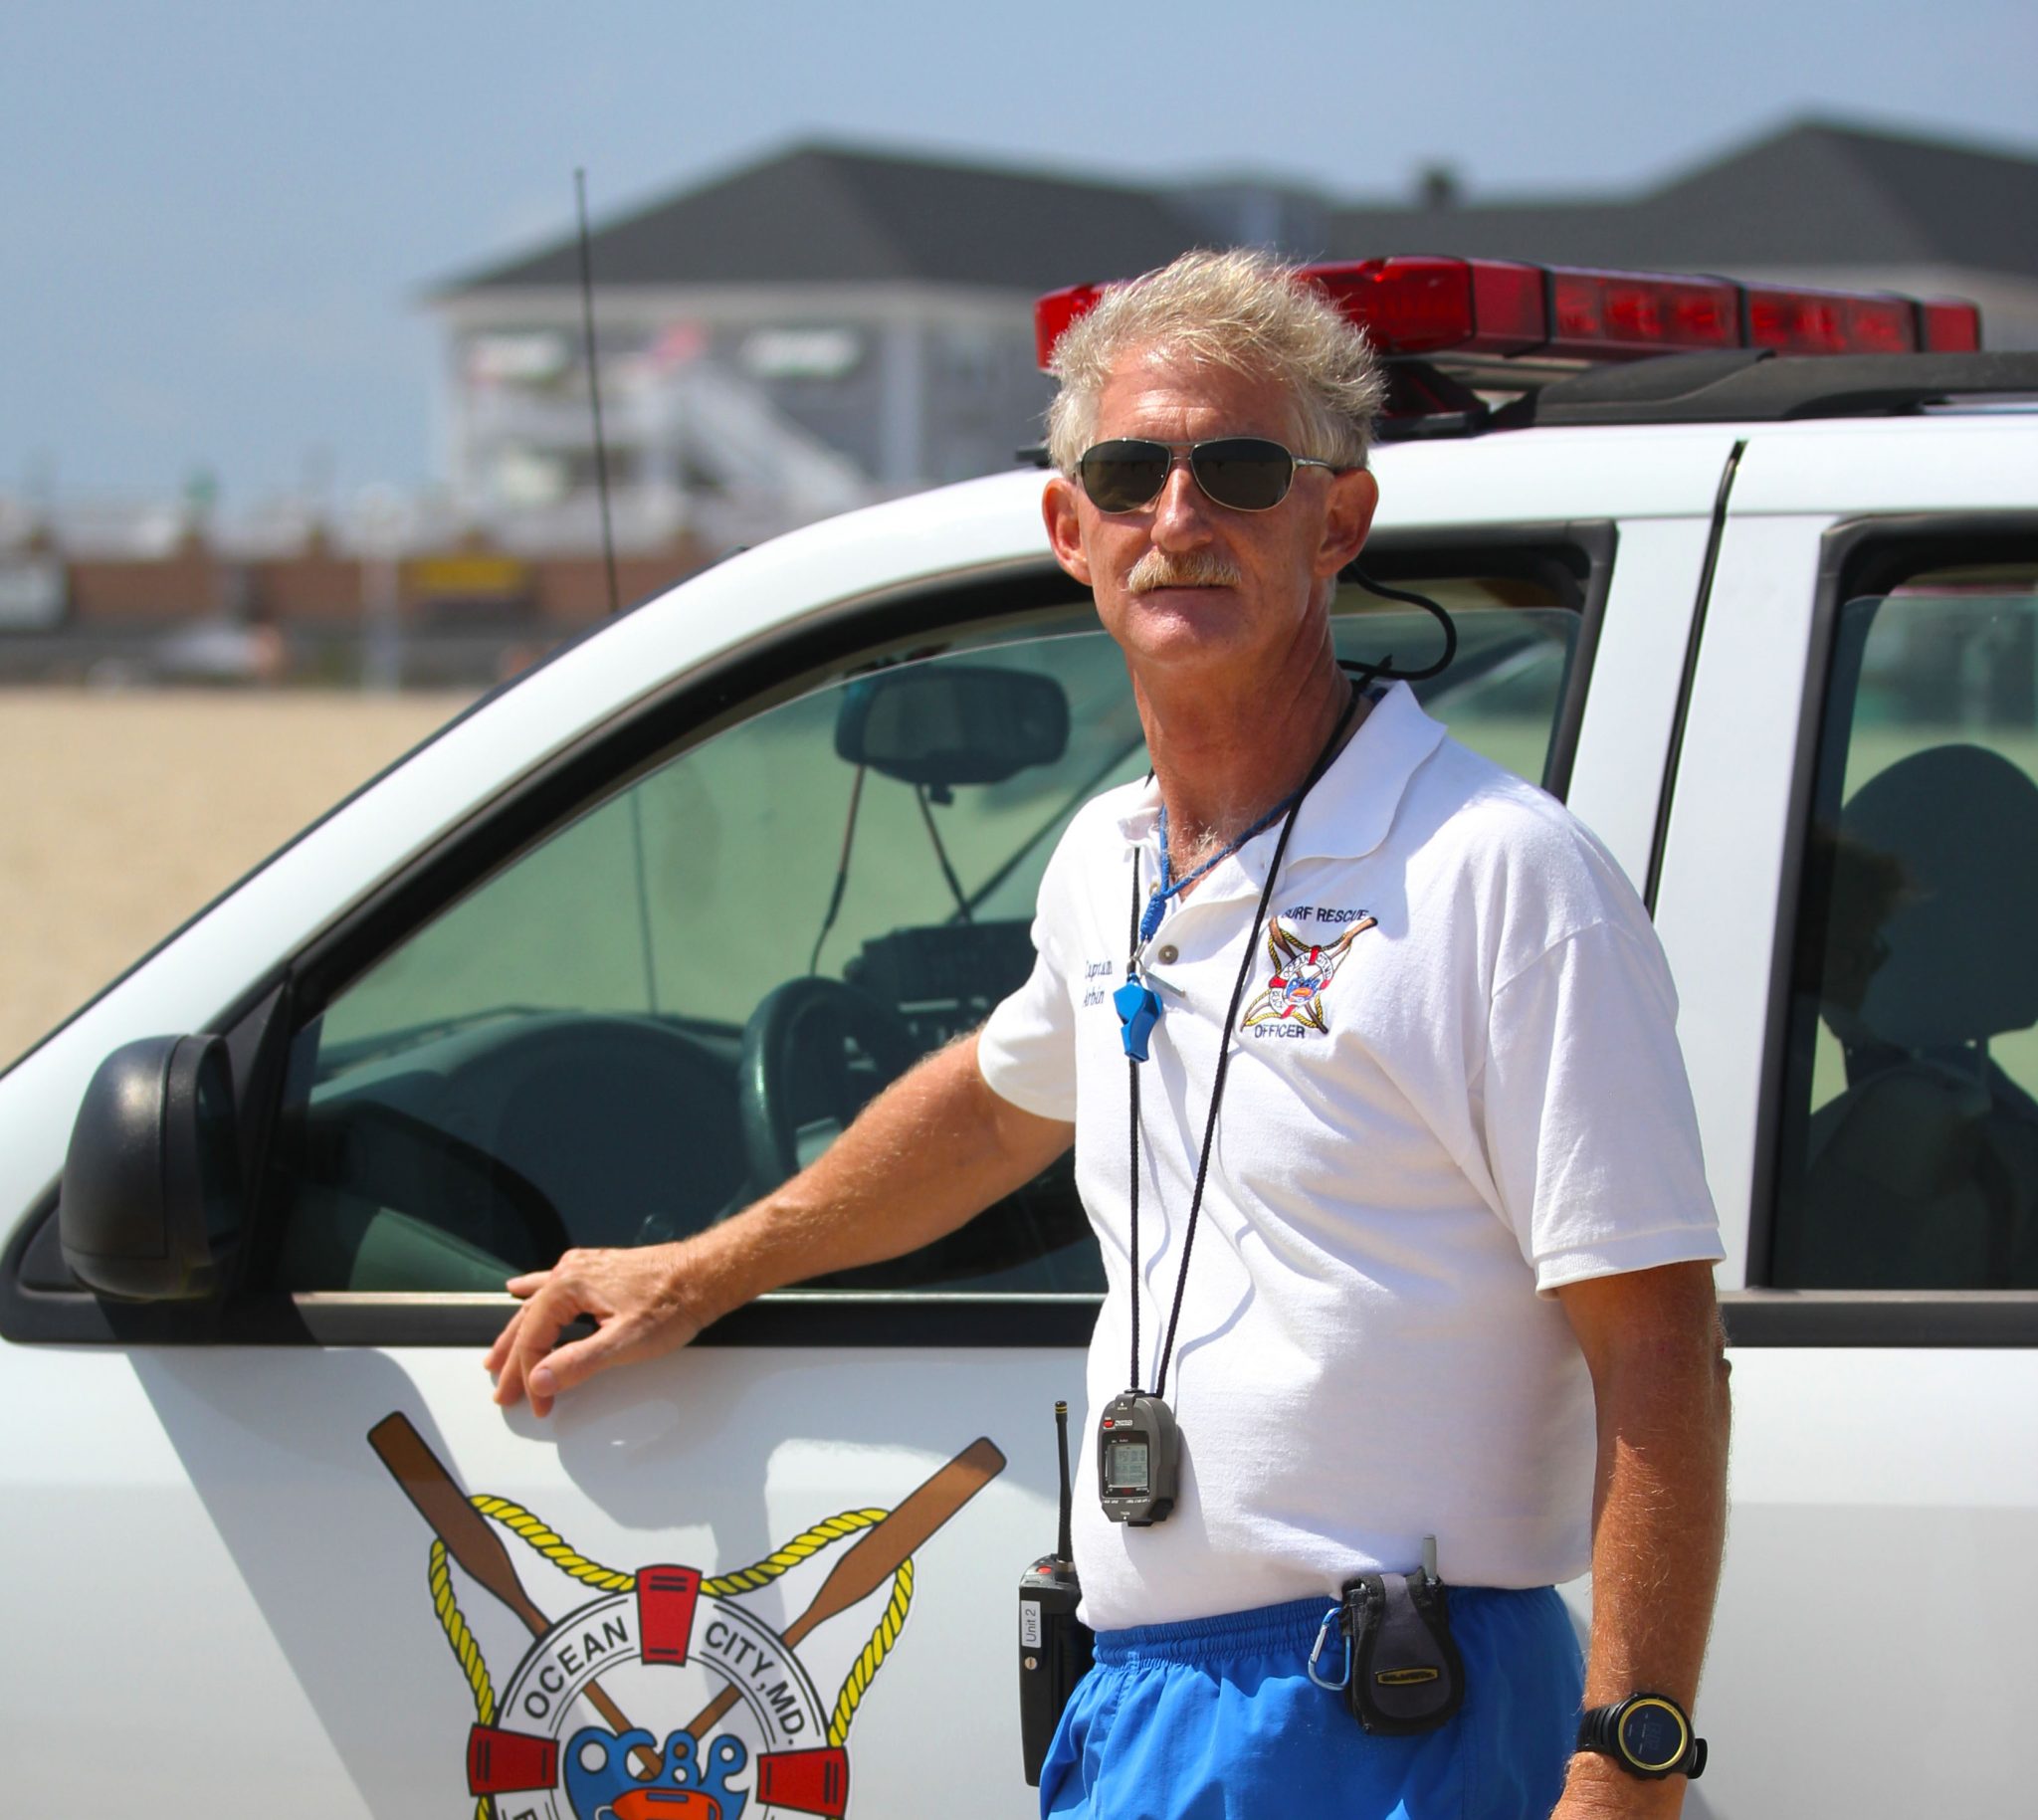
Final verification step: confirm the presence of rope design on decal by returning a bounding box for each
[704,1508,888,1596]
[469,1494,637,1592]
[428,1495,914,1752]
[428,1537,497,1820]
[430,1536,498,1721]
[827,1556,913,1746]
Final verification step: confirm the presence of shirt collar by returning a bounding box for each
[1289,680,1448,861]
[1113,682,1447,896]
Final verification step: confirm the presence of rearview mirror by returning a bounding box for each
[835,666,1069,788]
[60,1035,241,1301]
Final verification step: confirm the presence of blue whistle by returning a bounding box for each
[1114,979,1162,1062]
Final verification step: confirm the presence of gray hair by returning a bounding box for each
[1044,247,1387,476]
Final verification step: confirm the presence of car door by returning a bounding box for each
[0,467,1696,1818]
[1,564,1123,1820]
[1652,414,2038,1814]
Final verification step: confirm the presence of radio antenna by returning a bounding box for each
[574,167,621,618]
[577,168,655,1013]
[1054,1399,1074,1562]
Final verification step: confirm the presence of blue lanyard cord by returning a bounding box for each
[1139,793,1301,946]
[1123,682,1362,1399]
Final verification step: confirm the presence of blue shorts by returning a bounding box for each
[1040,1588,1583,1820]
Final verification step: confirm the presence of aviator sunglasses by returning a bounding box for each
[1076,437,1342,514]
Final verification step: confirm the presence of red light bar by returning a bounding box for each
[1746,285,1918,354]
[1034,258,1546,367]
[1919,299,1982,353]
[1547,268,1739,359]
[1305,258,1545,357]
[1031,259,1984,370]
[1034,283,1107,369]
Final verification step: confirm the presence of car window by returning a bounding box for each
[1339,573,1578,791]
[1772,559,2038,1289]
[267,579,1583,1296]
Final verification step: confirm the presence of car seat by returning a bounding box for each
[1786,743,2038,1288]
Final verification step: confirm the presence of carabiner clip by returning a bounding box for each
[1307,1602,1350,1691]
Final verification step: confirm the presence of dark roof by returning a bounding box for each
[1325,121,2038,280]
[441,120,2038,299]
[1645,121,2038,272]
[441,144,1201,296]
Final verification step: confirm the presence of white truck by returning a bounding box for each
[3,257,2034,1817]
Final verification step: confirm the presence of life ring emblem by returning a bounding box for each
[478,1582,828,1820]
[368,1415,1006,1820]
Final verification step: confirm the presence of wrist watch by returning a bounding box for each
[1575,1693,1707,1780]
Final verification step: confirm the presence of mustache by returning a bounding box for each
[1127,548,1244,593]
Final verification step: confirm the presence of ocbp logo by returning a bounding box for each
[481,1571,838,1820]
[368,1413,1004,1820]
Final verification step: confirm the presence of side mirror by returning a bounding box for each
[835,665,1070,788]
[60,1035,241,1301]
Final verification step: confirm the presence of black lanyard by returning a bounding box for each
[1122,683,1363,1399]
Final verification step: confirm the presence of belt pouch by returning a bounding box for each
[1339,1571,1466,1734]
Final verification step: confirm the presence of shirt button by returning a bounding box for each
[1157,944,1179,964]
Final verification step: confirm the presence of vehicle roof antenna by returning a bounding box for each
[575,168,621,619]
[579,169,658,1010]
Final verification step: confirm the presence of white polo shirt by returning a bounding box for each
[978,682,1724,1630]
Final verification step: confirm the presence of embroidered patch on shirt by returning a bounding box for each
[1240,913,1376,1034]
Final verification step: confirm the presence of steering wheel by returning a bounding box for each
[737,978,922,1192]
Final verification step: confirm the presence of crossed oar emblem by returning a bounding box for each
[370,1412,1006,1819]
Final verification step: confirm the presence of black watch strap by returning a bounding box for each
[1575,1694,1707,1780]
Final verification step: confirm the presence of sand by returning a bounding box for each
[0,688,478,1067]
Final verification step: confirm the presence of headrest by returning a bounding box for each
[1840,743,2038,1048]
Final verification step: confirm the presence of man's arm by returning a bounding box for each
[485,1032,1073,1416]
[1550,1260,1732,1818]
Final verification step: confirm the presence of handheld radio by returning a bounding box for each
[1018,1400,1094,1786]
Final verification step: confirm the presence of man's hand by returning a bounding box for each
[485,1242,709,1418]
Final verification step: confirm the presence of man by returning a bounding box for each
[489,249,1731,1818]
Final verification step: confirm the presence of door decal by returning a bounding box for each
[369,1413,1006,1820]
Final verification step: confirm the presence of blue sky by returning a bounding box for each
[5,0,2033,507]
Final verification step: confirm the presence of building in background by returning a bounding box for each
[5,116,2034,685]
[429,148,1194,551]
[1323,119,2038,350]
[430,118,2038,556]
